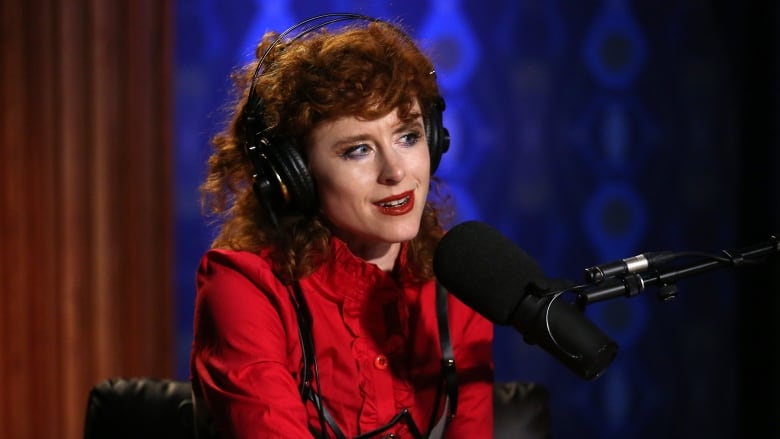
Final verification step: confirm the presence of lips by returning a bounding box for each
[374,190,415,216]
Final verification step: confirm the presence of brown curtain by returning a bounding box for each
[0,1,174,438]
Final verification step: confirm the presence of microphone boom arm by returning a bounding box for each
[575,235,780,307]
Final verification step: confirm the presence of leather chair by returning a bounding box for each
[493,381,551,439]
[83,377,550,438]
[83,377,198,439]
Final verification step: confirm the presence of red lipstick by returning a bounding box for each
[374,190,415,216]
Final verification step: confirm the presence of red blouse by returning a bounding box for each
[190,238,494,438]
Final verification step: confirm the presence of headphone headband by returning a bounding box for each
[252,13,379,86]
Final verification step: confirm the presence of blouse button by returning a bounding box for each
[373,354,389,370]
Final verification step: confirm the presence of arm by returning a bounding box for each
[190,250,311,439]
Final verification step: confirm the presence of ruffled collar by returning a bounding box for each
[306,237,416,303]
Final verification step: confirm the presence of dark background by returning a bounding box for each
[174,1,779,437]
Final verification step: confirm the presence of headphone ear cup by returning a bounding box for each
[425,97,450,174]
[263,140,318,215]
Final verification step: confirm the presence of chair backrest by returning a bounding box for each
[83,377,195,439]
[84,377,551,439]
[493,381,552,439]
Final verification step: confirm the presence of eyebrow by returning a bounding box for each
[329,119,424,149]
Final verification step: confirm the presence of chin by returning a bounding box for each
[381,222,423,243]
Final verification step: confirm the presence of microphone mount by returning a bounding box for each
[573,235,780,307]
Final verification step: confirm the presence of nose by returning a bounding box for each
[378,149,405,185]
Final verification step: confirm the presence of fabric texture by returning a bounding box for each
[190,238,494,438]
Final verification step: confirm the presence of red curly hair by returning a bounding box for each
[200,18,453,282]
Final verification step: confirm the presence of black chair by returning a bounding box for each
[83,377,197,439]
[493,381,552,439]
[84,377,550,438]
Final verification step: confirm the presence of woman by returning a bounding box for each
[190,14,494,438]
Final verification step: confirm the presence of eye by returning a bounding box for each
[339,144,372,160]
[398,131,422,147]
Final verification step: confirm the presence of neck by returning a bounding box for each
[346,241,401,272]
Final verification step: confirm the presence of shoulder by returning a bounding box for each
[196,248,286,304]
[445,288,494,342]
[197,247,278,283]
[198,247,272,275]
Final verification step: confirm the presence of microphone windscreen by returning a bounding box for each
[433,221,545,325]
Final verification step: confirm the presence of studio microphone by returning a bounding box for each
[583,251,676,283]
[433,221,618,380]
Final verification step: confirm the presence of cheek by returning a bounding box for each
[414,151,432,184]
[315,172,363,211]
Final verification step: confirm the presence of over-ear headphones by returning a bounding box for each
[239,13,450,225]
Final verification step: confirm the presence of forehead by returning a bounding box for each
[313,99,422,133]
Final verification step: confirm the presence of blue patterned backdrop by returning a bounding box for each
[174,1,778,437]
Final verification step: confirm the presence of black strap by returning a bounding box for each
[289,283,314,404]
[290,282,346,438]
[436,281,458,422]
[292,279,458,438]
[308,392,347,439]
